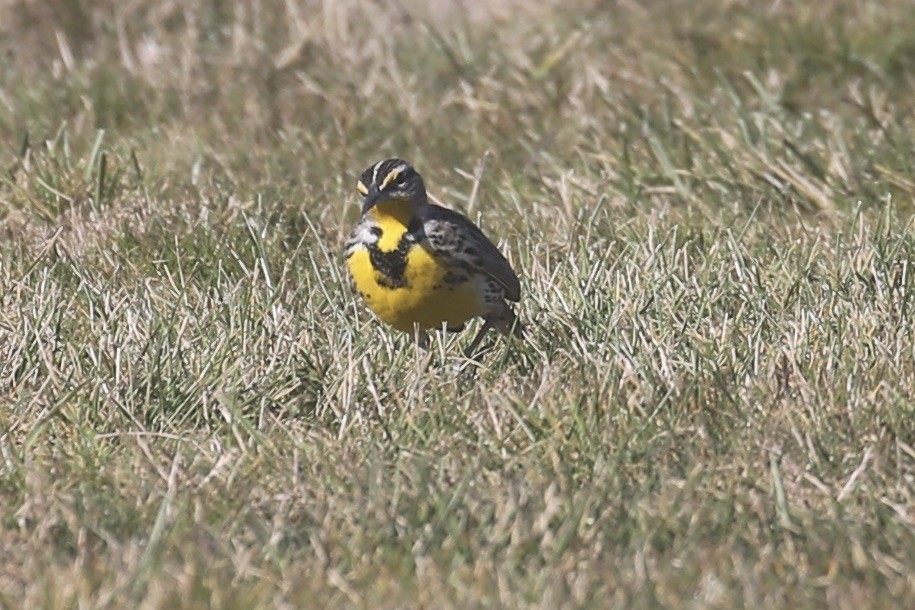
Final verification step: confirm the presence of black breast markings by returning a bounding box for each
[368,218,426,289]
[369,246,409,288]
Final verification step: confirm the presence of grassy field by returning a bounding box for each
[2,0,914,607]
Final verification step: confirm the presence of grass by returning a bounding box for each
[1,0,914,607]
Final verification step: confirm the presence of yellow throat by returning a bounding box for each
[370,198,416,251]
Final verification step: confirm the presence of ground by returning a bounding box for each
[0,0,913,608]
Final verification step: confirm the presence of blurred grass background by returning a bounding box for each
[1,0,914,607]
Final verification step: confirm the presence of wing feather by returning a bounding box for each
[421,205,521,302]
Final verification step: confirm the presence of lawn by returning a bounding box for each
[1,0,914,607]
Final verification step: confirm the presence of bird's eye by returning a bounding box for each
[382,174,405,190]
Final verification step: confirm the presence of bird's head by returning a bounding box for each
[357,158,427,214]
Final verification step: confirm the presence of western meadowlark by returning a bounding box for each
[345,158,522,355]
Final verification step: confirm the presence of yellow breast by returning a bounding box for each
[347,201,486,333]
[348,246,485,333]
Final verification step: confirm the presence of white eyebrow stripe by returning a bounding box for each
[372,160,384,185]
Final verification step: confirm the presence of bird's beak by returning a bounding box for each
[362,185,384,214]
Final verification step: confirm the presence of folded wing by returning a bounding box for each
[421,205,521,302]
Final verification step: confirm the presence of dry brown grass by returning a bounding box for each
[1,0,914,608]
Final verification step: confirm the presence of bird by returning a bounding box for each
[344,157,522,357]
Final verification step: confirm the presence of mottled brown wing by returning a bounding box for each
[422,205,521,302]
